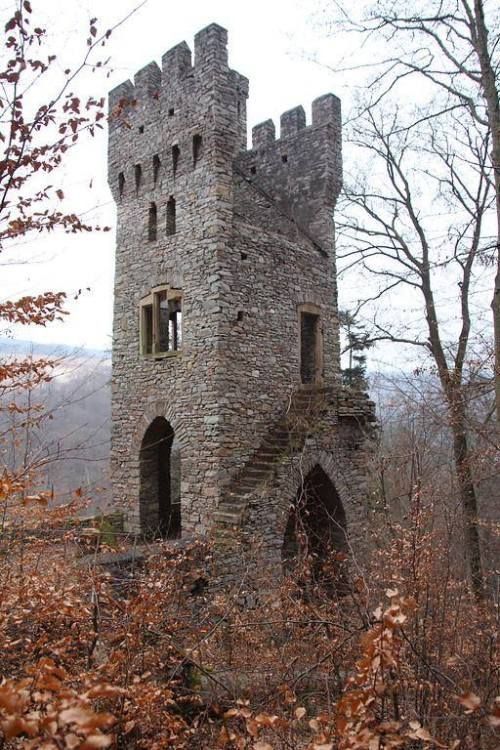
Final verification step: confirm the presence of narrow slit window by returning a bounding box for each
[157,291,170,352]
[142,304,153,355]
[148,202,157,241]
[300,310,321,384]
[172,144,180,177]
[153,154,161,186]
[166,196,176,236]
[192,134,203,167]
[118,171,125,198]
[168,298,182,351]
[134,164,142,193]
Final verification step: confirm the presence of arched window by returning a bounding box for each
[118,171,125,198]
[148,202,157,241]
[166,196,176,236]
[192,134,203,167]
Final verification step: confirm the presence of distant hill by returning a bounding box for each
[0,337,111,360]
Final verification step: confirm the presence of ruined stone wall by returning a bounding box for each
[212,179,341,477]
[236,93,342,249]
[212,391,377,594]
[109,23,367,549]
[109,24,248,533]
[211,96,343,477]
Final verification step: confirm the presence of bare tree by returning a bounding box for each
[327,0,500,417]
[338,104,493,599]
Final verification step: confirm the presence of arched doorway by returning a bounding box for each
[139,417,181,539]
[282,465,348,592]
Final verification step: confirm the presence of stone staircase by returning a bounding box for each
[213,387,332,541]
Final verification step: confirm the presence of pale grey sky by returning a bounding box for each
[1,0,494,377]
[2,0,354,351]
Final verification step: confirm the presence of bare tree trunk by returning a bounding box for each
[473,0,500,423]
[449,390,484,601]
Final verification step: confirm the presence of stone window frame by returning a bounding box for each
[139,285,183,359]
[297,302,324,385]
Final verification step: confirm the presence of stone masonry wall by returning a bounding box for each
[109,23,373,567]
[109,24,248,533]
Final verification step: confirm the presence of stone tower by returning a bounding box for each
[108,24,374,584]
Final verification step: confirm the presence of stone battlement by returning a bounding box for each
[235,95,342,248]
[108,23,248,126]
[250,95,340,148]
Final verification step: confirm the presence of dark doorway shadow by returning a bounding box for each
[139,417,181,539]
[282,465,349,595]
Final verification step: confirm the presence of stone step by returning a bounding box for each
[213,389,335,541]
[213,511,244,526]
[257,440,297,453]
[243,467,272,477]
[245,461,273,471]
[229,489,257,499]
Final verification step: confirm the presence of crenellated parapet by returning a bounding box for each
[108,23,248,201]
[235,94,342,251]
[109,24,233,115]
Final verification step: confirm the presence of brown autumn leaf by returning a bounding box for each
[80,736,113,749]
[408,721,445,745]
[255,713,279,727]
[1,715,39,739]
[457,692,481,712]
[59,707,114,729]
[85,684,126,699]
[65,733,81,749]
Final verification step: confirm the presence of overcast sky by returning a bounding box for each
[2,0,355,352]
[1,0,494,378]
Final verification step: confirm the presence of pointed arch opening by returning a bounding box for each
[282,465,348,593]
[139,417,181,539]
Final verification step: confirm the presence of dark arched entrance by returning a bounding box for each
[139,417,181,539]
[282,465,348,592]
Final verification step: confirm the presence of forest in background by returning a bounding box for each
[0,340,111,509]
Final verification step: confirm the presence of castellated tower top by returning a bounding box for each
[109,23,239,114]
[108,23,342,248]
